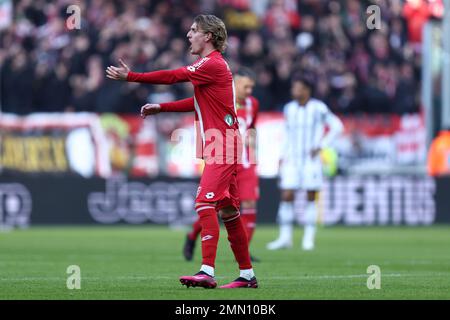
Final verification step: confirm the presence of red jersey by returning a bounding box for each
[236,96,259,168]
[127,50,240,162]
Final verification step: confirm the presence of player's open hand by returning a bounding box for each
[140,103,161,118]
[106,58,130,81]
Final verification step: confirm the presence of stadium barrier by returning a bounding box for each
[0,174,447,227]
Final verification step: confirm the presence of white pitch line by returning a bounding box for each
[0,277,65,281]
[264,274,402,280]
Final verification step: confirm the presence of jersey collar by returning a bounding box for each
[206,50,221,58]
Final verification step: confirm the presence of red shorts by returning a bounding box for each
[237,164,259,201]
[196,163,240,211]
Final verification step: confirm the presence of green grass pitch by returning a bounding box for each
[0,225,449,299]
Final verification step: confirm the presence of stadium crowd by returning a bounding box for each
[0,0,442,115]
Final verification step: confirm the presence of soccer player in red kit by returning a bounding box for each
[106,14,257,289]
[183,67,261,262]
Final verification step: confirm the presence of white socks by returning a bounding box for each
[200,265,255,281]
[277,201,294,242]
[279,224,293,242]
[271,198,318,250]
[240,268,255,280]
[276,200,318,241]
[200,264,214,277]
[302,201,317,250]
[304,201,317,235]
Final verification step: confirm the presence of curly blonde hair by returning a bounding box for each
[194,14,228,53]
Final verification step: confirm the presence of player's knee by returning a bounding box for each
[281,190,295,202]
[218,206,238,220]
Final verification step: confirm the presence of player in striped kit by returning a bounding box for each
[183,67,261,262]
[267,76,343,251]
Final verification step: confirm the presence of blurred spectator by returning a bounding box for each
[403,0,432,44]
[33,61,71,112]
[0,0,439,115]
[264,0,300,33]
[2,50,34,114]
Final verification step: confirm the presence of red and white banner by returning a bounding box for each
[158,112,426,178]
[335,113,426,171]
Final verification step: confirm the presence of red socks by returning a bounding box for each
[240,208,257,243]
[195,204,220,268]
[222,213,252,270]
[188,218,202,241]
[193,204,253,271]
[190,209,256,244]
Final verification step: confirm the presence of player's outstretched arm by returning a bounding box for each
[106,58,189,84]
[140,97,195,118]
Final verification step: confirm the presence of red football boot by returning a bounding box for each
[219,277,258,289]
[179,271,217,289]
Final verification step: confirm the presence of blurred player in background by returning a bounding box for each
[106,14,257,289]
[427,126,450,176]
[183,67,261,262]
[267,76,344,251]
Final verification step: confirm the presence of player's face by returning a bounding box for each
[235,76,255,100]
[187,23,208,55]
[291,81,309,101]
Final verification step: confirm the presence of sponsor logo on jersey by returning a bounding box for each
[201,235,213,241]
[187,57,210,72]
[205,192,215,199]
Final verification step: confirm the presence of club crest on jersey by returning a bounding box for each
[224,114,234,127]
